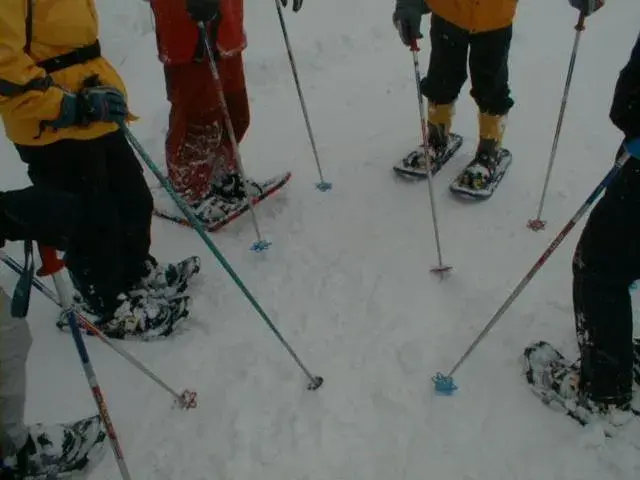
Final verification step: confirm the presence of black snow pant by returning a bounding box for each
[420,15,515,116]
[13,129,154,316]
[573,147,640,406]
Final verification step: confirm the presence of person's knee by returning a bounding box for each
[420,75,466,106]
[573,232,636,290]
[474,90,514,116]
[0,186,82,250]
[572,235,607,281]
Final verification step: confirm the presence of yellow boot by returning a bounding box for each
[396,102,460,176]
[478,112,507,152]
[427,102,454,152]
[454,112,510,195]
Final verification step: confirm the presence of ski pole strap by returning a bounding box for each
[11,240,35,318]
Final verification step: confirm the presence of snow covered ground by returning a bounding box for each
[2,0,640,478]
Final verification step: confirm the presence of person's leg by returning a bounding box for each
[14,139,125,316]
[0,289,106,476]
[0,186,81,251]
[468,24,514,152]
[572,151,640,407]
[0,288,32,458]
[218,53,250,168]
[420,15,469,148]
[165,54,259,212]
[207,52,265,200]
[100,130,155,289]
[164,62,225,205]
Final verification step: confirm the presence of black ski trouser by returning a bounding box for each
[420,14,515,116]
[14,129,154,315]
[573,147,640,405]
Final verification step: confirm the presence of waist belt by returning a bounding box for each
[36,41,101,74]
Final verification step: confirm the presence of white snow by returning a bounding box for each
[2,0,640,478]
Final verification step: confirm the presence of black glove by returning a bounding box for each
[280,0,303,13]
[186,0,221,22]
[42,84,127,133]
[77,86,128,125]
[568,0,605,16]
[393,0,430,47]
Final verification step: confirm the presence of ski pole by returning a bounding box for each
[197,22,269,252]
[410,39,452,274]
[527,12,586,231]
[35,244,132,480]
[121,124,324,391]
[271,0,331,191]
[0,250,197,409]
[434,151,629,394]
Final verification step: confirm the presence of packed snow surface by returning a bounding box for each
[1,0,640,478]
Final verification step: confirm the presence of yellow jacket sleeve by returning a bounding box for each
[0,0,64,121]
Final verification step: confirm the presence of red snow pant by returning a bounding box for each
[164,54,250,204]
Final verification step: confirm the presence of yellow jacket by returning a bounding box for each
[427,0,518,34]
[0,0,133,146]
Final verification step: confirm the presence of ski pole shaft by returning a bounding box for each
[37,245,132,479]
[410,40,451,274]
[197,22,268,251]
[272,0,330,190]
[0,251,193,407]
[121,125,323,390]
[529,13,586,229]
[445,152,628,379]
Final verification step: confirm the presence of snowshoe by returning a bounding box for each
[209,171,269,202]
[521,340,634,435]
[153,171,291,232]
[1,415,106,479]
[58,291,191,341]
[450,147,512,199]
[71,256,200,317]
[141,255,201,298]
[393,133,463,179]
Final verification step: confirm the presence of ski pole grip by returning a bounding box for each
[37,244,65,277]
[410,38,420,52]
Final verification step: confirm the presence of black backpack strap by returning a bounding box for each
[24,0,33,54]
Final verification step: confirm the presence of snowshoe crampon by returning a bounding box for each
[450,148,512,199]
[152,172,291,232]
[393,133,463,179]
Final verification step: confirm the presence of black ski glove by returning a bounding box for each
[280,0,303,13]
[186,0,221,22]
[393,0,430,47]
[568,0,605,16]
[40,80,127,134]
